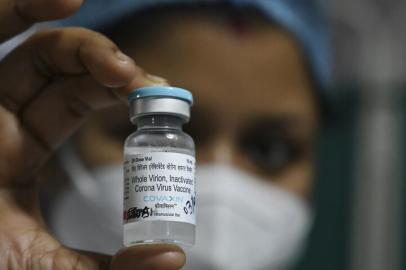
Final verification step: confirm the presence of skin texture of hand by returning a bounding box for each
[0,0,184,269]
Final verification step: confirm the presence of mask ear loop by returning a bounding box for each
[58,143,100,205]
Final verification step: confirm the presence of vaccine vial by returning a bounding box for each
[123,86,196,247]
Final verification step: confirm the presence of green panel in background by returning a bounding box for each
[294,87,359,270]
[399,87,406,270]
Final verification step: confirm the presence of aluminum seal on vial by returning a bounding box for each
[128,86,194,124]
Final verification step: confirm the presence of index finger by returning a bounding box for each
[0,27,139,113]
[0,0,83,42]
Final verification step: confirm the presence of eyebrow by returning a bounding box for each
[189,105,315,138]
[240,114,317,142]
[246,113,312,129]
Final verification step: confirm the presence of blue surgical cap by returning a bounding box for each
[59,0,331,89]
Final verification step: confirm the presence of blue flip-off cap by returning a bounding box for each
[128,86,194,105]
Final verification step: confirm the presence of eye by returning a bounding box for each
[183,106,217,147]
[108,121,134,142]
[93,105,134,143]
[238,121,306,174]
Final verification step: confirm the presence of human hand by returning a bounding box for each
[0,0,183,269]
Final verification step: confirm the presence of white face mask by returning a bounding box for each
[184,164,312,270]
[50,147,311,269]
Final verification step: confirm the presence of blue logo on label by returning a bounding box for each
[144,195,184,203]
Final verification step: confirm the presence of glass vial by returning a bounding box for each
[123,86,196,247]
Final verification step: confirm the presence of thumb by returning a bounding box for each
[110,244,186,270]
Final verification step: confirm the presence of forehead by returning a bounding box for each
[125,16,317,128]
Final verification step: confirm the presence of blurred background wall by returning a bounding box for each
[297,1,406,270]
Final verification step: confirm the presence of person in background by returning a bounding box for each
[43,1,331,270]
[0,0,187,269]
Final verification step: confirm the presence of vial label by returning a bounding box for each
[123,152,196,225]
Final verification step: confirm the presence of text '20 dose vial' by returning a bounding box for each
[123,86,196,246]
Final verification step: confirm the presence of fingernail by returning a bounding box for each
[144,73,169,86]
[112,73,170,105]
[115,50,133,63]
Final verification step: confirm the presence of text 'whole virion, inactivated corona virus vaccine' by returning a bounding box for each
[123,86,196,247]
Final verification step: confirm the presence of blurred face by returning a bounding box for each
[75,14,319,199]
